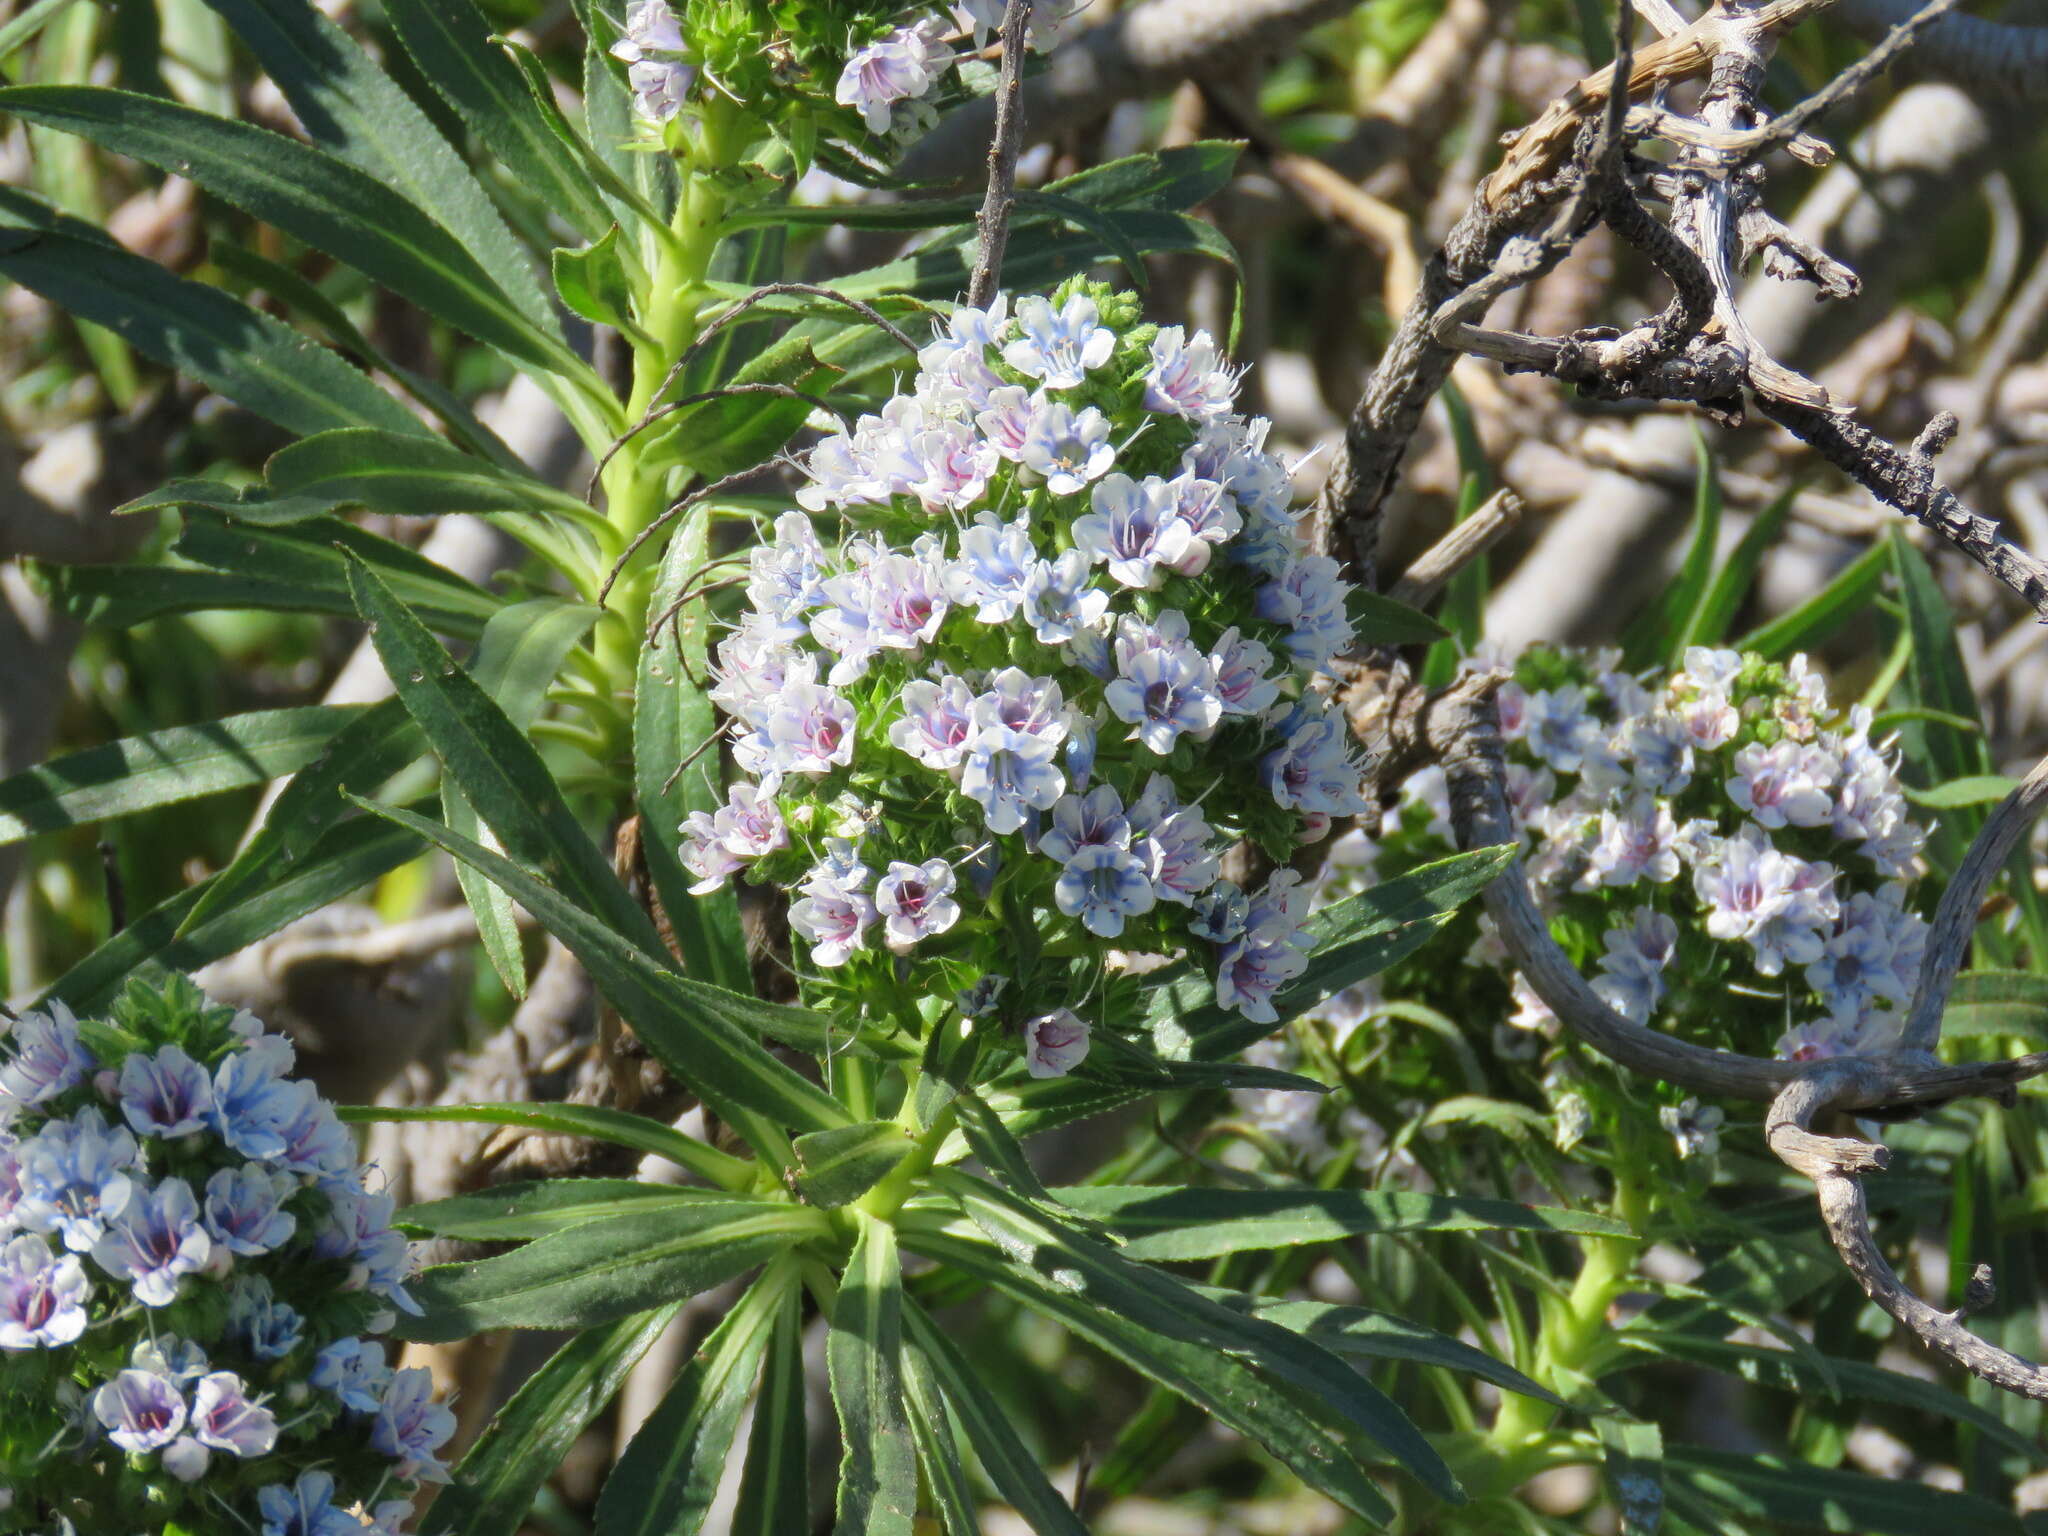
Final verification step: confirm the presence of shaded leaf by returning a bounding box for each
[829,1213,917,1536]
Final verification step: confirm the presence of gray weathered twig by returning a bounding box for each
[967,0,1034,310]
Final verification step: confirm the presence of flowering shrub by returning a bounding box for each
[681,279,1370,1071]
[0,977,449,1536]
[1322,643,1932,1160]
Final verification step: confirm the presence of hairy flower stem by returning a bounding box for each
[1484,1173,1647,1469]
[590,103,737,755]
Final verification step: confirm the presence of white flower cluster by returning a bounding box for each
[835,4,1081,135]
[1377,644,1930,1063]
[610,0,695,124]
[683,282,1368,1074]
[0,977,450,1536]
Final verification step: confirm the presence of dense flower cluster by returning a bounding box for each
[684,280,1368,1076]
[0,976,449,1536]
[1370,644,1930,1069]
[614,2,1079,137]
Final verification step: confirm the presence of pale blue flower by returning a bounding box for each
[875,859,962,953]
[974,384,1042,462]
[371,1366,458,1483]
[961,725,1065,835]
[258,1471,362,1536]
[14,1108,137,1253]
[226,1275,303,1362]
[836,18,951,133]
[947,514,1036,623]
[1136,804,1221,905]
[92,1175,210,1308]
[791,889,878,968]
[314,1185,421,1317]
[0,1002,93,1121]
[745,512,826,640]
[202,1163,298,1256]
[1262,707,1368,815]
[1055,845,1156,938]
[1142,326,1239,421]
[209,1035,302,1162]
[889,675,978,772]
[761,680,858,778]
[957,974,1009,1017]
[1039,785,1130,864]
[1003,294,1115,388]
[190,1371,278,1458]
[972,668,1068,743]
[862,549,951,651]
[1072,475,1194,590]
[1021,551,1109,646]
[0,1232,89,1349]
[1188,881,1249,943]
[311,1337,392,1414]
[1214,935,1307,1024]
[117,1044,213,1139]
[910,421,997,512]
[1065,710,1099,791]
[1023,1010,1091,1078]
[1019,400,1115,495]
[1104,644,1221,754]
[90,1367,186,1453]
[1208,627,1281,717]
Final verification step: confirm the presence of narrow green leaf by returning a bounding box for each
[792,1120,916,1209]
[0,187,424,438]
[634,508,751,990]
[0,705,362,845]
[346,555,664,951]
[1737,538,1889,659]
[902,1301,1090,1536]
[421,1306,680,1536]
[729,1275,811,1536]
[181,696,421,931]
[395,1179,720,1242]
[0,0,83,60]
[401,1199,818,1341]
[1221,1293,1568,1406]
[1890,529,1992,783]
[382,0,615,242]
[936,1171,1460,1502]
[495,36,666,234]
[830,1212,917,1536]
[952,1089,1056,1206]
[1906,773,2018,809]
[1666,1446,2023,1535]
[902,1334,979,1536]
[1048,1184,1627,1259]
[195,0,553,331]
[203,428,598,525]
[1348,587,1450,646]
[347,798,854,1136]
[343,1102,751,1194]
[174,513,501,636]
[1661,428,1724,663]
[902,1221,1397,1524]
[596,1262,793,1536]
[0,86,582,376]
[437,598,601,995]
[42,811,423,1011]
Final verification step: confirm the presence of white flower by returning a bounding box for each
[1104,642,1221,754]
[947,514,1035,622]
[1071,475,1192,590]
[1592,907,1678,1023]
[1003,293,1115,387]
[1022,1010,1091,1078]
[1726,740,1837,829]
[1583,794,1680,889]
[1054,846,1156,938]
[1520,686,1597,772]
[1142,326,1239,421]
[837,19,952,133]
[890,675,979,772]
[961,726,1065,834]
[1658,1098,1723,1158]
[1018,401,1115,495]
[1021,551,1109,645]
[790,889,877,968]
[875,859,962,952]
[974,385,1042,462]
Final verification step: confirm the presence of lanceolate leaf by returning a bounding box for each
[346,557,663,951]
[902,1301,1090,1536]
[421,1305,682,1536]
[902,1221,1397,1525]
[400,1199,821,1341]
[0,187,424,438]
[382,0,615,243]
[901,1334,978,1536]
[792,1121,916,1209]
[193,0,552,328]
[344,1103,752,1197]
[595,1263,794,1536]
[393,1178,722,1242]
[728,1277,812,1536]
[347,799,854,1136]
[0,705,363,845]
[932,1171,1461,1502]
[1665,1446,2024,1535]
[1053,1185,1626,1259]
[828,1213,917,1536]
[0,86,584,377]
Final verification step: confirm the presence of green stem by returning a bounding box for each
[856,1100,958,1224]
